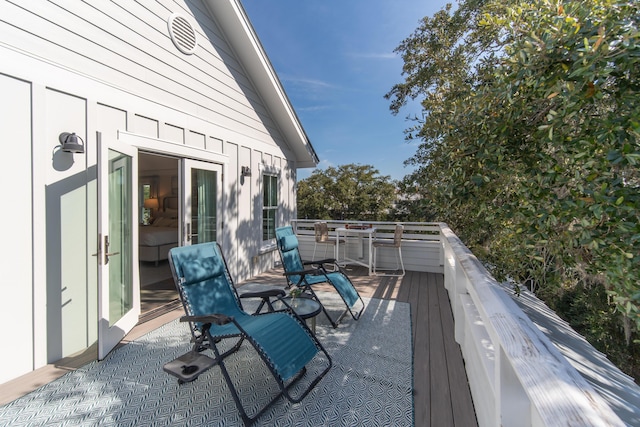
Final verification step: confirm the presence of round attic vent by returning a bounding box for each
[168,13,197,55]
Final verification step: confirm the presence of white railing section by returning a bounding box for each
[291,220,624,427]
[292,220,444,273]
[439,224,624,427]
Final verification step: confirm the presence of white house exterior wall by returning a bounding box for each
[0,0,305,384]
[0,74,35,384]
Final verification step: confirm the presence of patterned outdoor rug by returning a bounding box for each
[0,292,413,426]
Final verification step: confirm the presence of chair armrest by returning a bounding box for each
[240,288,287,314]
[180,314,232,325]
[303,258,336,266]
[239,289,286,299]
[310,259,340,272]
[283,268,321,277]
[283,268,330,289]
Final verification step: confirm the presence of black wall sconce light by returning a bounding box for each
[59,132,85,154]
[241,166,252,177]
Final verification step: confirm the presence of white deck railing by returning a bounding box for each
[293,220,624,427]
[292,220,444,273]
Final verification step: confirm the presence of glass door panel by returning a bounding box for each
[182,160,222,246]
[97,134,139,359]
[107,151,133,324]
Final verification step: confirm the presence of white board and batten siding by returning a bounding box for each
[0,74,34,383]
[0,0,301,276]
[0,0,306,383]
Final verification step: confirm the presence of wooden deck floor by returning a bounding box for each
[0,267,478,426]
[245,266,478,427]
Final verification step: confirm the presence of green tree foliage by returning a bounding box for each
[297,164,397,221]
[392,172,439,222]
[387,0,639,376]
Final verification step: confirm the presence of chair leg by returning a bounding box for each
[204,325,331,426]
[373,246,378,275]
[312,242,318,261]
[373,246,405,276]
[305,286,340,328]
[334,242,345,268]
[301,285,354,329]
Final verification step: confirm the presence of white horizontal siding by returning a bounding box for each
[2,0,283,146]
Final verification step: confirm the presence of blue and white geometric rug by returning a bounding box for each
[0,292,413,426]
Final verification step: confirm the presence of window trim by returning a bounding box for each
[262,172,279,242]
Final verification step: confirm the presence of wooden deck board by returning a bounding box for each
[346,267,476,426]
[412,271,431,426]
[428,272,455,426]
[0,267,478,426]
[437,273,478,427]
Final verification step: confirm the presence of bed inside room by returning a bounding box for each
[138,153,180,316]
[139,196,179,267]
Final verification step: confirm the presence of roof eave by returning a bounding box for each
[202,0,319,168]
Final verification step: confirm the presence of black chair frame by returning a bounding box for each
[166,243,332,426]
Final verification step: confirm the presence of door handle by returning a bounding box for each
[104,235,120,264]
[186,223,191,242]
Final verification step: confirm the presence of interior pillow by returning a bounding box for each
[163,208,179,219]
[152,217,171,227]
[156,208,178,218]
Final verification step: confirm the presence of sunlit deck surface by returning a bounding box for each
[247,266,478,427]
[0,267,477,427]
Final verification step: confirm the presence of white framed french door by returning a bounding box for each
[181,159,222,246]
[97,133,140,359]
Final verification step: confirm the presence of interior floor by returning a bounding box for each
[139,260,180,321]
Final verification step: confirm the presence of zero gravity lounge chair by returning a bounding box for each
[275,225,365,328]
[164,242,332,426]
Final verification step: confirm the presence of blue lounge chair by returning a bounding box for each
[165,242,332,426]
[275,225,365,328]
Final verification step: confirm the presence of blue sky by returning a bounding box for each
[241,0,450,181]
